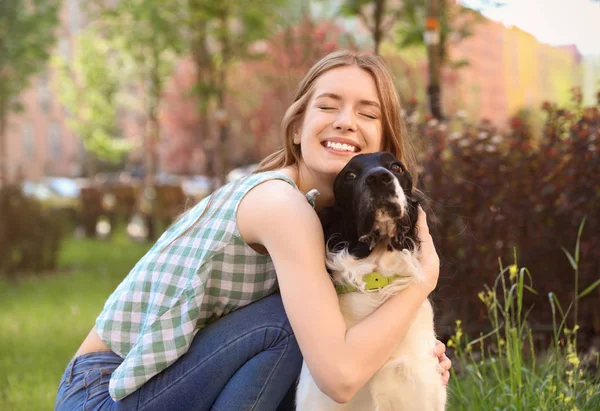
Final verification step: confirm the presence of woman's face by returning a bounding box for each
[296,65,384,182]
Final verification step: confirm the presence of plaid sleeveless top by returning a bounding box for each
[95,171,319,400]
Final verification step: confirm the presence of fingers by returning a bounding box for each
[434,339,452,385]
[442,370,450,385]
[437,352,452,385]
[416,207,440,292]
[434,339,446,356]
[416,207,430,241]
[439,355,452,373]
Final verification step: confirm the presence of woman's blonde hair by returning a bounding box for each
[256,50,420,179]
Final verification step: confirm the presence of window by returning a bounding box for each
[39,71,51,113]
[23,123,35,159]
[49,123,62,159]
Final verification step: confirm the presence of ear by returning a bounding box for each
[292,124,302,145]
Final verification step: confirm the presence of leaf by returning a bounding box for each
[574,216,586,264]
[561,247,577,270]
[578,279,600,299]
[449,58,471,69]
[550,292,565,320]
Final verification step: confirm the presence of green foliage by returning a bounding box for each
[334,0,403,54]
[0,0,61,182]
[394,0,482,66]
[96,0,184,177]
[54,28,130,163]
[0,0,60,113]
[182,0,289,104]
[100,0,182,80]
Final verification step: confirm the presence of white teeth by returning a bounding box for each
[325,141,356,152]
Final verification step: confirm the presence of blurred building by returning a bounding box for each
[449,14,586,124]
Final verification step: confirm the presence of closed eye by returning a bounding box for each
[318,106,336,111]
[361,113,378,120]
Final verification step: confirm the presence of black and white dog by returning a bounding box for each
[296,152,446,411]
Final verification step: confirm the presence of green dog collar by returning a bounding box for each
[334,271,409,294]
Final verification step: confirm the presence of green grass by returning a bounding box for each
[447,221,600,410]
[1,224,599,410]
[0,232,150,411]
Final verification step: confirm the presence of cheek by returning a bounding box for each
[363,122,383,151]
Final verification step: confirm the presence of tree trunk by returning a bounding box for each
[372,0,386,55]
[190,17,216,182]
[216,7,231,187]
[426,0,444,120]
[0,108,6,254]
[144,57,163,242]
[0,107,7,186]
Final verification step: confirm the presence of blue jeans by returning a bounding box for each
[55,294,302,410]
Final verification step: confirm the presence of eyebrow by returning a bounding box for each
[315,92,381,110]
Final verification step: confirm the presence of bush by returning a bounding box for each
[419,90,600,340]
[0,185,66,276]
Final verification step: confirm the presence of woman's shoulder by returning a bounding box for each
[237,177,322,246]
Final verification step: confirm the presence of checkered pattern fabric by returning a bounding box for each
[95,171,318,401]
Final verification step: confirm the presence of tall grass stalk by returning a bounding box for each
[448,220,600,410]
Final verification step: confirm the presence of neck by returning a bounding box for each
[279,163,335,212]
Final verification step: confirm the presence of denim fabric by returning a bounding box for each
[55,293,302,411]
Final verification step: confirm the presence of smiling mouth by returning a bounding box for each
[322,141,360,153]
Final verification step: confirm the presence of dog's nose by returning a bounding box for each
[365,168,394,187]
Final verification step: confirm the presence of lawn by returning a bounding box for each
[0,233,151,411]
[1,231,599,410]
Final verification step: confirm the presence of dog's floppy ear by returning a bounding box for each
[318,206,343,241]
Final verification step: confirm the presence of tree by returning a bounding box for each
[338,0,404,55]
[0,0,60,185]
[396,0,483,119]
[334,0,484,119]
[99,0,182,185]
[180,0,288,186]
[54,27,131,175]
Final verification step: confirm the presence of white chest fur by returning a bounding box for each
[296,248,447,411]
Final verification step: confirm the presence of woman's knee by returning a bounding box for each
[251,293,296,336]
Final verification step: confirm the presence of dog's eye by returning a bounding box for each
[390,164,403,173]
[345,172,357,181]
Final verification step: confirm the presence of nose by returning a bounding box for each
[365,168,394,187]
[333,108,356,132]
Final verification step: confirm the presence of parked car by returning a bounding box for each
[227,164,258,182]
[21,177,84,223]
[181,175,216,201]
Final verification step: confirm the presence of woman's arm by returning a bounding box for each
[237,180,439,403]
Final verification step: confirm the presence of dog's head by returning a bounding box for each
[319,152,420,258]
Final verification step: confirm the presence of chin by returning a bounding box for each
[296,152,447,411]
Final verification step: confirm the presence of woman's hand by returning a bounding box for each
[416,207,440,293]
[434,339,452,385]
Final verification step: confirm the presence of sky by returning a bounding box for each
[459,0,600,55]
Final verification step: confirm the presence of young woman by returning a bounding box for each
[55,50,451,411]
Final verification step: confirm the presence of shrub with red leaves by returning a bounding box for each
[417,90,600,342]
